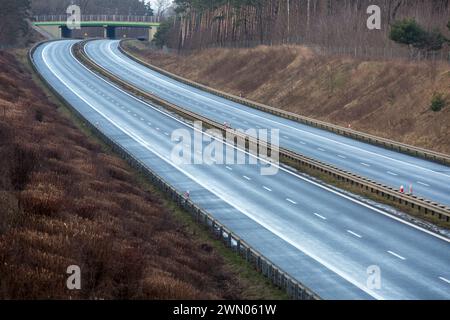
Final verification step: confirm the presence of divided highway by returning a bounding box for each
[84,39,450,208]
[32,40,450,299]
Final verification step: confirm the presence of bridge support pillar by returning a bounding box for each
[60,26,73,38]
[104,26,116,39]
[148,26,158,41]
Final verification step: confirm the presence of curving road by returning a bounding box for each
[32,40,450,300]
[84,39,450,208]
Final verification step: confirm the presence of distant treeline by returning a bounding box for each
[0,0,30,48]
[31,0,153,16]
[159,0,450,51]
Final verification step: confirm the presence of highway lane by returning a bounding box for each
[33,40,450,299]
[84,39,450,208]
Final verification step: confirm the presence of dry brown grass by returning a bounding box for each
[127,43,450,154]
[0,50,251,299]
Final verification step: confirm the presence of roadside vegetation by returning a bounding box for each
[430,92,447,112]
[0,48,287,299]
[389,18,449,54]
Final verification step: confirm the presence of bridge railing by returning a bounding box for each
[33,15,160,23]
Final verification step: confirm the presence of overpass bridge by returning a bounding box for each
[33,15,160,40]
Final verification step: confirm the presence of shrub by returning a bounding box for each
[390,18,447,52]
[35,109,43,122]
[430,93,446,112]
[152,18,174,48]
[390,19,426,47]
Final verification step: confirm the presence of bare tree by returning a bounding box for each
[154,0,171,18]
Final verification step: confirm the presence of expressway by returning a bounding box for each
[32,40,450,300]
[84,39,450,208]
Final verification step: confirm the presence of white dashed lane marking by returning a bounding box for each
[387,250,406,260]
[439,277,450,284]
[263,186,272,192]
[286,198,297,205]
[347,230,362,238]
[313,213,327,220]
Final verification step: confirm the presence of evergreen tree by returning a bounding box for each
[390,18,447,52]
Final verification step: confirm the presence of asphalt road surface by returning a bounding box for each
[84,39,450,208]
[32,40,450,300]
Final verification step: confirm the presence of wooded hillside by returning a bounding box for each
[163,0,450,53]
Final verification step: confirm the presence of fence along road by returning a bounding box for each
[83,40,450,211]
[33,40,450,299]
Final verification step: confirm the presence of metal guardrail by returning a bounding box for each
[119,40,450,167]
[28,40,321,300]
[114,40,450,223]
